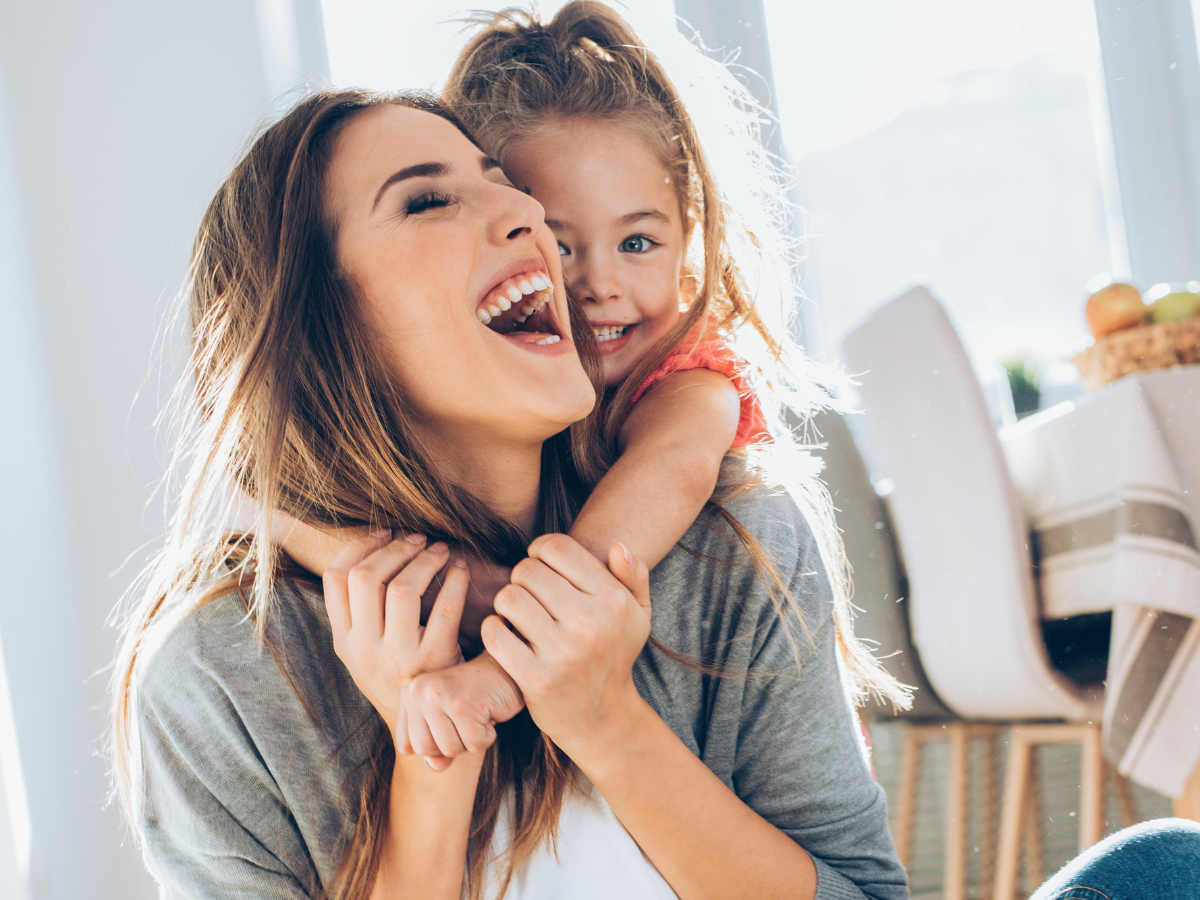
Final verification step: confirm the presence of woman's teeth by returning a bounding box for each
[593,325,629,343]
[476,271,553,326]
[536,336,561,345]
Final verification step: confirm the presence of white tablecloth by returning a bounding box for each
[1001,366,1200,797]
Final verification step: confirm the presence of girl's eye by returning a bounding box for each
[620,235,655,253]
[405,191,453,215]
[557,242,570,257]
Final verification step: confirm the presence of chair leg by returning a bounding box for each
[978,730,999,897]
[943,723,969,900]
[1022,755,1043,890]
[995,730,1030,900]
[1078,726,1104,849]
[1174,760,1200,822]
[893,724,921,871]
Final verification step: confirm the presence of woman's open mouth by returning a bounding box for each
[475,265,562,346]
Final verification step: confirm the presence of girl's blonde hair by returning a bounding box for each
[110,88,607,900]
[445,0,909,694]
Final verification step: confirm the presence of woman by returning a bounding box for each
[112,89,904,900]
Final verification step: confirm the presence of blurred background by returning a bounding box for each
[1,1,1197,898]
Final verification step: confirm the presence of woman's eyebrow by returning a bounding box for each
[371,156,504,212]
[372,162,448,211]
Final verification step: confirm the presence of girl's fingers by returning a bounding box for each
[406,710,441,759]
[394,706,413,756]
[425,708,468,760]
[608,542,651,616]
[418,559,468,669]
[526,533,609,594]
[492,584,557,649]
[461,719,497,755]
[323,531,392,635]
[423,754,453,772]
[481,614,539,686]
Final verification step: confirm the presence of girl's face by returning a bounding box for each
[327,105,595,455]
[504,119,689,387]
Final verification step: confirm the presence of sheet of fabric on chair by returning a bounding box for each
[1001,366,1200,797]
[841,286,1097,721]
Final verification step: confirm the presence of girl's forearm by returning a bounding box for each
[567,692,818,900]
[371,751,484,900]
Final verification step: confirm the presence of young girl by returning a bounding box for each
[380,1,906,765]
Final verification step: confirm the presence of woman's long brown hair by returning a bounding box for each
[110,89,609,900]
[445,1,910,707]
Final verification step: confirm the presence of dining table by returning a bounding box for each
[1000,365,1200,798]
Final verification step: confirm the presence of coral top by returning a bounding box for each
[617,335,771,447]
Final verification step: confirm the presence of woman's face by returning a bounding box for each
[327,105,595,454]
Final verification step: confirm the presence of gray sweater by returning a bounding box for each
[134,481,908,900]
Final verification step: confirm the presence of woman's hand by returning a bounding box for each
[323,532,466,734]
[480,535,651,758]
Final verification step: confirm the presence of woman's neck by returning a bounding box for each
[427,429,543,537]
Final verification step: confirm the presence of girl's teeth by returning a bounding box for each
[536,335,561,345]
[521,304,536,316]
[498,297,511,311]
[507,286,522,303]
[531,274,550,290]
[477,308,492,324]
[515,314,529,323]
[488,305,501,317]
[518,279,535,294]
[593,324,629,342]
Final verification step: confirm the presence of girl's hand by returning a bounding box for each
[323,532,467,733]
[397,652,525,770]
[480,536,651,758]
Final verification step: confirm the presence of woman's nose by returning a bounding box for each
[488,183,542,245]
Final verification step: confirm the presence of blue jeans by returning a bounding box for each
[1030,818,1200,900]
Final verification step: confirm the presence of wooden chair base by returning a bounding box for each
[1173,761,1200,821]
[893,723,1001,900]
[893,722,1149,900]
[994,724,1103,900]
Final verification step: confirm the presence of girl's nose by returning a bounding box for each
[575,252,622,305]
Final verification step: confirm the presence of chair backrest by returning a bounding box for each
[841,286,1095,720]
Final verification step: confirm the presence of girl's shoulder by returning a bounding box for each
[623,335,771,447]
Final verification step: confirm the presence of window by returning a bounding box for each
[764,0,1119,408]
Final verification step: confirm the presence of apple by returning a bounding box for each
[1085,283,1147,338]
[1149,291,1200,323]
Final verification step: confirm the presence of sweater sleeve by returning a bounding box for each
[719,490,908,900]
[132,592,347,899]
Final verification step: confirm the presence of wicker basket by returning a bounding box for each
[1073,317,1200,390]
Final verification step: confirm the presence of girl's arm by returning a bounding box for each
[483,536,819,900]
[569,368,741,567]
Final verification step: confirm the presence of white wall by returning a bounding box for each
[0,1,324,896]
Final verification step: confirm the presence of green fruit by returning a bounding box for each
[1150,291,1200,323]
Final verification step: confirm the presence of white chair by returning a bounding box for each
[841,286,1098,722]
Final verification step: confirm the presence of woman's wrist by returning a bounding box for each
[374,750,485,899]
[551,681,655,779]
